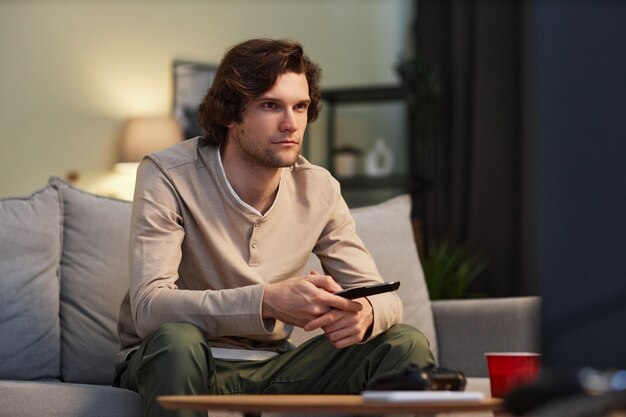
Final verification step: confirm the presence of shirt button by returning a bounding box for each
[251,241,257,248]
[254,223,261,228]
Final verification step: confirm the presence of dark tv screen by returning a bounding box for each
[531,1,626,370]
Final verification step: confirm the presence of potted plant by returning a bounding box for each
[332,145,362,178]
[422,241,488,300]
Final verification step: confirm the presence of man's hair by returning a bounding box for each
[198,38,322,145]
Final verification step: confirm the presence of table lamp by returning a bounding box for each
[116,116,183,173]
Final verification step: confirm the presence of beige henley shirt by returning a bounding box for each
[117,138,402,360]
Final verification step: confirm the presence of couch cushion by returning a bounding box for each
[0,380,143,417]
[294,195,437,359]
[351,195,437,357]
[50,178,132,384]
[0,185,62,380]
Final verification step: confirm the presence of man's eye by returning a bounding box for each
[263,102,278,109]
[294,103,308,111]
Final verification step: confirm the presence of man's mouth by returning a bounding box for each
[272,139,300,145]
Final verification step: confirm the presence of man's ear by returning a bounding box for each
[227,120,236,129]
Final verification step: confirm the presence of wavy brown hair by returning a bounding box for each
[198,38,322,146]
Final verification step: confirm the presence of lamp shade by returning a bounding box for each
[118,116,183,163]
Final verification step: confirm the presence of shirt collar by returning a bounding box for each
[216,145,282,217]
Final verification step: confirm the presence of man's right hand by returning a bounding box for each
[261,273,362,328]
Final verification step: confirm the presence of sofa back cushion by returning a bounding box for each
[293,195,438,358]
[51,178,132,384]
[351,195,437,357]
[0,185,62,379]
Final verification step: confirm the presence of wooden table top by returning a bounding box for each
[158,394,503,415]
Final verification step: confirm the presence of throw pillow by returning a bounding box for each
[0,185,62,379]
[50,178,132,384]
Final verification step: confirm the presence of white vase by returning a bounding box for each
[364,138,394,177]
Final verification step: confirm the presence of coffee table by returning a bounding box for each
[158,394,503,416]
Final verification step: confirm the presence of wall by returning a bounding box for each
[0,0,414,197]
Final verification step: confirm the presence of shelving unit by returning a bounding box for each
[319,85,413,207]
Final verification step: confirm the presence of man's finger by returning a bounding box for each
[304,310,338,331]
[331,334,362,349]
[324,325,356,343]
[304,307,356,331]
[306,274,342,293]
[324,293,363,312]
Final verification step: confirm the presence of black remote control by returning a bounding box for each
[334,281,400,299]
[366,364,467,391]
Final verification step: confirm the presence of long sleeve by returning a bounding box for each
[312,181,403,340]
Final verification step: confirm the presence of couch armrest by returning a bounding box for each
[431,296,540,377]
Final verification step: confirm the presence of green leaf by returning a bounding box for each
[422,241,488,300]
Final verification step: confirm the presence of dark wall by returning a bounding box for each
[528,0,626,369]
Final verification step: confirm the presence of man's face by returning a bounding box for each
[226,72,311,168]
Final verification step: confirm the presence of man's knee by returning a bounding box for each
[380,324,431,345]
[151,322,207,350]
[143,322,212,373]
[375,324,435,368]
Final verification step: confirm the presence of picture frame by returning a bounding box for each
[172,60,217,139]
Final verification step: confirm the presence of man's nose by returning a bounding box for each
[280,109,299,132]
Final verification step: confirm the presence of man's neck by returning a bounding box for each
[220,146,282,215]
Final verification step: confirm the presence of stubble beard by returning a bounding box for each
[234,125,300,168]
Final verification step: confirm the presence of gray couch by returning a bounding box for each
[0,177,540,417]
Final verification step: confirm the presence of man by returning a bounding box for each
[114,38,434,417]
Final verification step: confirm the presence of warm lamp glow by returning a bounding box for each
[118,116,183,163]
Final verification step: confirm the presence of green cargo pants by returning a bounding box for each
[114,322,434,417]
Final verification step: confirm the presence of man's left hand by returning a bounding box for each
[303,297,373,349]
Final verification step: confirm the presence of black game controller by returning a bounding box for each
[366,364,467,391]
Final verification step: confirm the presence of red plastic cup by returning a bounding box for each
[485,352,541,398]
